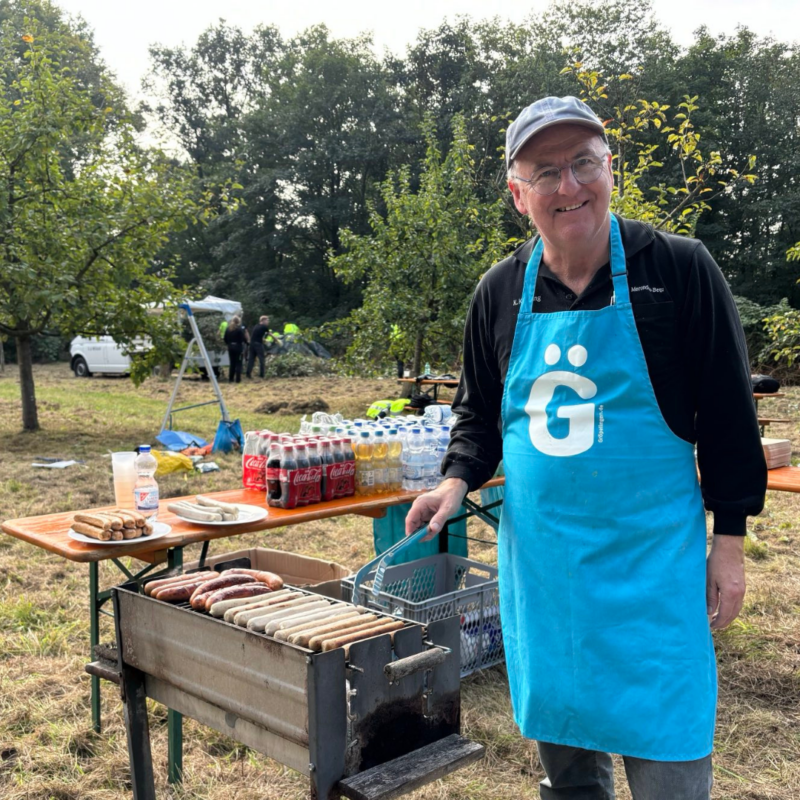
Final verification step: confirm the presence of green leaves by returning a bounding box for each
[326,113,507,375]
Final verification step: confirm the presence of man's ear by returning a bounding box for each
[508,178,529,215]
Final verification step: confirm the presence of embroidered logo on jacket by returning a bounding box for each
[525,343,597,456]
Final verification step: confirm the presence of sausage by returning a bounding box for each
[144,572,214,596]
[278,612,364,643]
[116,509,137,528]
[74,513,110,530]
[155,579,213,603]
[320,619,405,653]
[224,591,302,623]
[167,502,223,522]
[224,569,284,590]
[194,495,240,518]
[110,529,124,541]
[189,574,257,602]
[264,603,358,636]
[143,522,153,535]
[246,600,331,633]
[211,588,293,617]
[236,595,324,628]
[72,521,112,541]
[208,585,273,615]
[304,616,380,650]
[122,526,142,539]
[262,604,338,635]
[203,583,268,611]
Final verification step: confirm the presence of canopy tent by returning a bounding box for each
[160,296,244,452]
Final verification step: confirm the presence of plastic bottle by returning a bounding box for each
[422,426,439,490]
[371,430,388,494]
[435,426,451,486]
[387,428,403,492]
[424,361,431,376]
[355,431,375,496]
[133,445,159,521]
[266,439,283,503]
[402,427,425,492]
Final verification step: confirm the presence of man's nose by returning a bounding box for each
[556,165,580,194]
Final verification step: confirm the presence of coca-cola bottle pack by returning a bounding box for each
[266,438,282,503]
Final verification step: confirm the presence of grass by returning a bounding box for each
[0,363,799,798]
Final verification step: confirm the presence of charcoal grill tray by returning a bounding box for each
[107,581,480,799]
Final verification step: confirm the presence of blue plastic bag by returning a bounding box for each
[212,419,244,454]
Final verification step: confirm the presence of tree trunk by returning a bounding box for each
[0,338,5,372]
[16,334,39,431]
[412,328,424,380]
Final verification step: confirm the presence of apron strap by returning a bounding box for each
[608,215,630,305]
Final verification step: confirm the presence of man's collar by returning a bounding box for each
[511,214,656,266]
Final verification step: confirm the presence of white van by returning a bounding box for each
[69,336,229,378]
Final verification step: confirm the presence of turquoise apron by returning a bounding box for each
[499,215,716,760]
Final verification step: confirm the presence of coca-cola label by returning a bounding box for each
[322,461,355,501]
[273,466,322,508]
[242,454,266,490]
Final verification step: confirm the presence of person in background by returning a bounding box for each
[405,95,766,799]
[223,315,249,383]
[247,314,276,379]
[218,317,228,340]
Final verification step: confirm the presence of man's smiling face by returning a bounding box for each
[508,124,613,259]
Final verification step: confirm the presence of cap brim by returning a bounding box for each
[508,118,607,166]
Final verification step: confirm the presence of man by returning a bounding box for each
[246,315,276,379]
[405,96,766,799]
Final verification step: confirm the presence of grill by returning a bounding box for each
[94,571,484,800]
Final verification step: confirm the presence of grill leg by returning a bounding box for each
[122,664,156,800]
[90,561,101,733]
[167,547,184,784]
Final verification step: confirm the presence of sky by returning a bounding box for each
[53,0,800,101]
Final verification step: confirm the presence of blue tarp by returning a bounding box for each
[156,429,208,451]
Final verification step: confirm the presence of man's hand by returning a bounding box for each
[405,477,469,541]
[706,535,746,630]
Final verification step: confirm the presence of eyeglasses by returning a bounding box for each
[514,155,606,196]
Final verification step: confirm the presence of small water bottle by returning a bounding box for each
[403,427,425,491]
[424,361,431,376]
[134,445,159,522]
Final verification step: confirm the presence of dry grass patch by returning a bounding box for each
[1,365,799,798]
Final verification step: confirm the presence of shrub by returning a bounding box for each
[263,352,333,378]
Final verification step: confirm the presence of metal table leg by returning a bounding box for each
[167,546,183,784]
[87,550,178,734]
[89,561,101,733]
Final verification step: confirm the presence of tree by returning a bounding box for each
[328,114,508,376]
[0,19,209,431]
[562,61,757,236]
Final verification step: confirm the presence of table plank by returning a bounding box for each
[1,479,505,563]
[766,466,800,493]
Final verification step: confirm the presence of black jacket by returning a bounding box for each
[443,215,767,535]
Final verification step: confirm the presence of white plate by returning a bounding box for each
[171,503,268,526]
[68,521,172,546]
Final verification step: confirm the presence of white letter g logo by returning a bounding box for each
[525,344,597,457]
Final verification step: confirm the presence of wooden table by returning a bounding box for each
[766,466,800,493]
[398,377,460,403]
[1,478,503,782]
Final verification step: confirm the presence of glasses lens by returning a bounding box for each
[532,169,561,196]
[573,158,603,185]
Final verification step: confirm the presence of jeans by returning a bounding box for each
[246,342,265,378]
[537,742,713,800]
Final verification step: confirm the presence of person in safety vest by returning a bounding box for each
[405,96,767,799]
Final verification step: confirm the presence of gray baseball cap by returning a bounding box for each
[506,96,606,167]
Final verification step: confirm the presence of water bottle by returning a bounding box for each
[423,361,431,376]
[403,427,425,491]
[134,445,159,522]
[435,426,451,486]
[422,426,439,490]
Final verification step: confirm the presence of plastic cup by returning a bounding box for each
[111,451,137,509]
